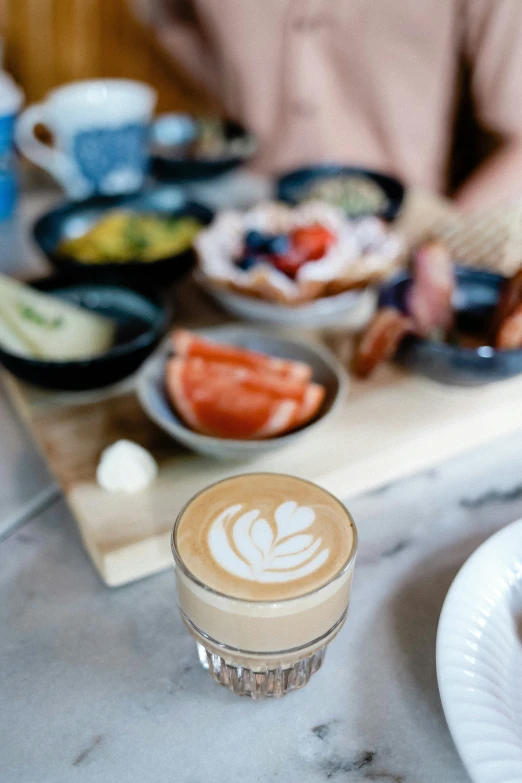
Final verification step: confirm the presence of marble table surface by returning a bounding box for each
[2,179,522,783]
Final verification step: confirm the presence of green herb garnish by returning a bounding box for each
[18,302,63,330]
[123,216,150,255]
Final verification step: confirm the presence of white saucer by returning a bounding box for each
[437,520,522,783]
[195,272,376,329]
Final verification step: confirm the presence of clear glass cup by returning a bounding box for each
[171,481,357,699]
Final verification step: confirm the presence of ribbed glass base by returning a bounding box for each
[196,642,326,698]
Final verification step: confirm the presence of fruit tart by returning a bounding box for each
[195,201,403,304]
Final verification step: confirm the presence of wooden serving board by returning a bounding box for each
[5,281,522,587]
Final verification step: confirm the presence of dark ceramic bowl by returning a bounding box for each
[379,266,522,386]
[0,278,170,391]
[276,164,405,221]
[151,116,256,182]
[33,187,213,290]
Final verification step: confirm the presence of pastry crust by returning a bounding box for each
[195,201,403,305]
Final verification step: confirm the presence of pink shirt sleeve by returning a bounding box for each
[464,0,522,137]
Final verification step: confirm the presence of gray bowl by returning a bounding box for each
[136,326,347,459]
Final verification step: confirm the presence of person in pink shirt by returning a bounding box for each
[137,0,522,210]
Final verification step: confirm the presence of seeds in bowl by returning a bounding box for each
[302,175,388,217]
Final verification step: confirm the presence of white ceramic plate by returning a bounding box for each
[437,520,522,783]
[195,272,376,329]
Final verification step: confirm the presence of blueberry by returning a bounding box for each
[266,234,290,255]
[245,230,267,252]
[236,255,258,271]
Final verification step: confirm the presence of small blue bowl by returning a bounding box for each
[276,164,405,221]
[379,267,522,386]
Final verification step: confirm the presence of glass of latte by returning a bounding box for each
[171,473,357,698]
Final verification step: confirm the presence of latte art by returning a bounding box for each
[208,501,330,583]
[172,473,358,696]
[175,473,355,601]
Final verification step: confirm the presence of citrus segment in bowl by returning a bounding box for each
[166,331,326,440]
[173,329,312,380]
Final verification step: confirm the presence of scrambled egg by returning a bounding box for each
[59,210,202,264]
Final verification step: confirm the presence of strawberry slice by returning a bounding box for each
[272,250,305,279]
[290,223,336,261]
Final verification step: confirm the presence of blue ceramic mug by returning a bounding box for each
[15,79,156,199]
[0,72,24,218]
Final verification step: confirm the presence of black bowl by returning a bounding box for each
[33,187,213,290]
[379,266,522,386]
[276,164,405,221]
[151,118,256,182]
[0,278,170,391]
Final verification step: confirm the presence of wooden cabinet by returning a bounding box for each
[5,0,212,112]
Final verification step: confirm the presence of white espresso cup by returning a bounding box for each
[15,79,157,199]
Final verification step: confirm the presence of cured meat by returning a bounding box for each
[353,308,414,378]
[494,268,522,329]
[496,303,522,349]
[407,240,454,338]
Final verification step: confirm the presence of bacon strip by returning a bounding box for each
[353,308,414,378]
[496,303,522,349]
[494,268,522,330]
[407,240,454,338]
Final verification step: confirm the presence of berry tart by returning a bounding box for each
[195,201,403,305]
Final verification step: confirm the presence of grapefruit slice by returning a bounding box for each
[174,357,326,423]
[292,382,326,428]
[187,358,326,427]
[166,357,301,439]
[178,357,313,399]
[173,330,312,381]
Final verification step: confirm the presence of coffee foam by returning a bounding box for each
[175,474,355,601]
